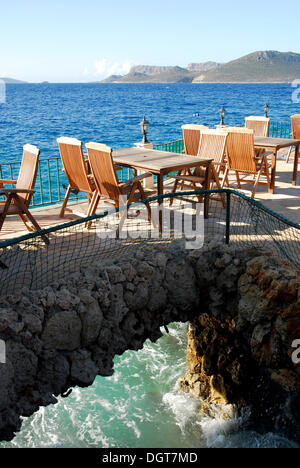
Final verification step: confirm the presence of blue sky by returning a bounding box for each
[0,0,299,82]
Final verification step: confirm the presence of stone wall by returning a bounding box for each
[0,240,299,442]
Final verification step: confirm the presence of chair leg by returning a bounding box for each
[286,146,293,163]
[211,166,226,208]
[85,192,100,228]
[88,192,100,216]
[60,185,72,218]
[221,168,229,188]
[12,195,50,245]
[264,159,271,193]
[252,170,261,198]
[23,208,49,245]
[18,213,34,232]
[170,179,179,206]
[0,195,14,231]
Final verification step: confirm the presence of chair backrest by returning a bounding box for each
[182,124,208,156]
[198,129,228,171]
[245,116,270,137]
[57,137,93,193]
[226,128,257,173]
[85,142,120,202]
[291,114,300,139]
[16,144,40,204]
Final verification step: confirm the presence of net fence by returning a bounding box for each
[0,189,299,296]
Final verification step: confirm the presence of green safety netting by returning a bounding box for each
[0,189,299,296]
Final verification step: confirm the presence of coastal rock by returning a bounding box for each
[0,240,300,443]
[41,310,82,350]
[70,350,98,387]
[180,252,300,442]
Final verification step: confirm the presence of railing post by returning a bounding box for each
[225,191,231,245]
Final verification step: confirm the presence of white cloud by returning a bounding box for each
[93,58,133,78]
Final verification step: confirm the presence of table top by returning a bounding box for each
[113,147,212,174]
[254,136,300,149]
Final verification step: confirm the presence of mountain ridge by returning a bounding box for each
[98,51,300,84]
[0,77,27,84]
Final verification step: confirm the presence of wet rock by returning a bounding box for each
[41,310,82,350]
[6,341,38,392]
[78,299,103,347]
[70,350,98,387]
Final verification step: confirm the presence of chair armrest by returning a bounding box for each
[255,151,273,160]
[0,188,35,195]
[0,179,17,184]
[121,172,153,188]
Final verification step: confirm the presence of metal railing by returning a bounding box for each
[269,120,292,139]
[0,119,292,209]
[0,157,84,208]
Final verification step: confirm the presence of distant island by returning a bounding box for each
[98,51,300,84]
[0,77,27,84]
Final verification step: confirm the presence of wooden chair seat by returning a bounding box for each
[85,142,157,230]
[0,144,49,244]
[170,129,228,208]
[120,185,156,201]
[57,137,96,218]
[222,128,272,198]
[0,200,27,215]
[286,115,300,163]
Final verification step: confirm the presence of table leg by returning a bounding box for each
[269,151,277,194]
[157,173,164,235]
[203,163,211,219]
[292,144,299,186]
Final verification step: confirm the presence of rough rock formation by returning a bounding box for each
[0,240,299,442]
[179,249,300,441]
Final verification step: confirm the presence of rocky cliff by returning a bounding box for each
[179,251,300,439]
[0,240,300,442]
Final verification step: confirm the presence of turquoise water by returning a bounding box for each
[0,84,300,448]
[1,323,298,448]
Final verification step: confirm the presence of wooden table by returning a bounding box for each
[254,136,300,193]
[113,146,213,222]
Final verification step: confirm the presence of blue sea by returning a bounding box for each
[0,83,299,449]
[0,83,298,162]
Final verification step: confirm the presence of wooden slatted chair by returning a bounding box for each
[182,124,208,155]
[57,137,95,218]
[85,142,156,226]
[245,116,271,159]
[286,114,300,163]
[170,129,228,207]
[0,144,49,244]
[222,128,272,198]
[174,124,209,181]
[245,116,270,136]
